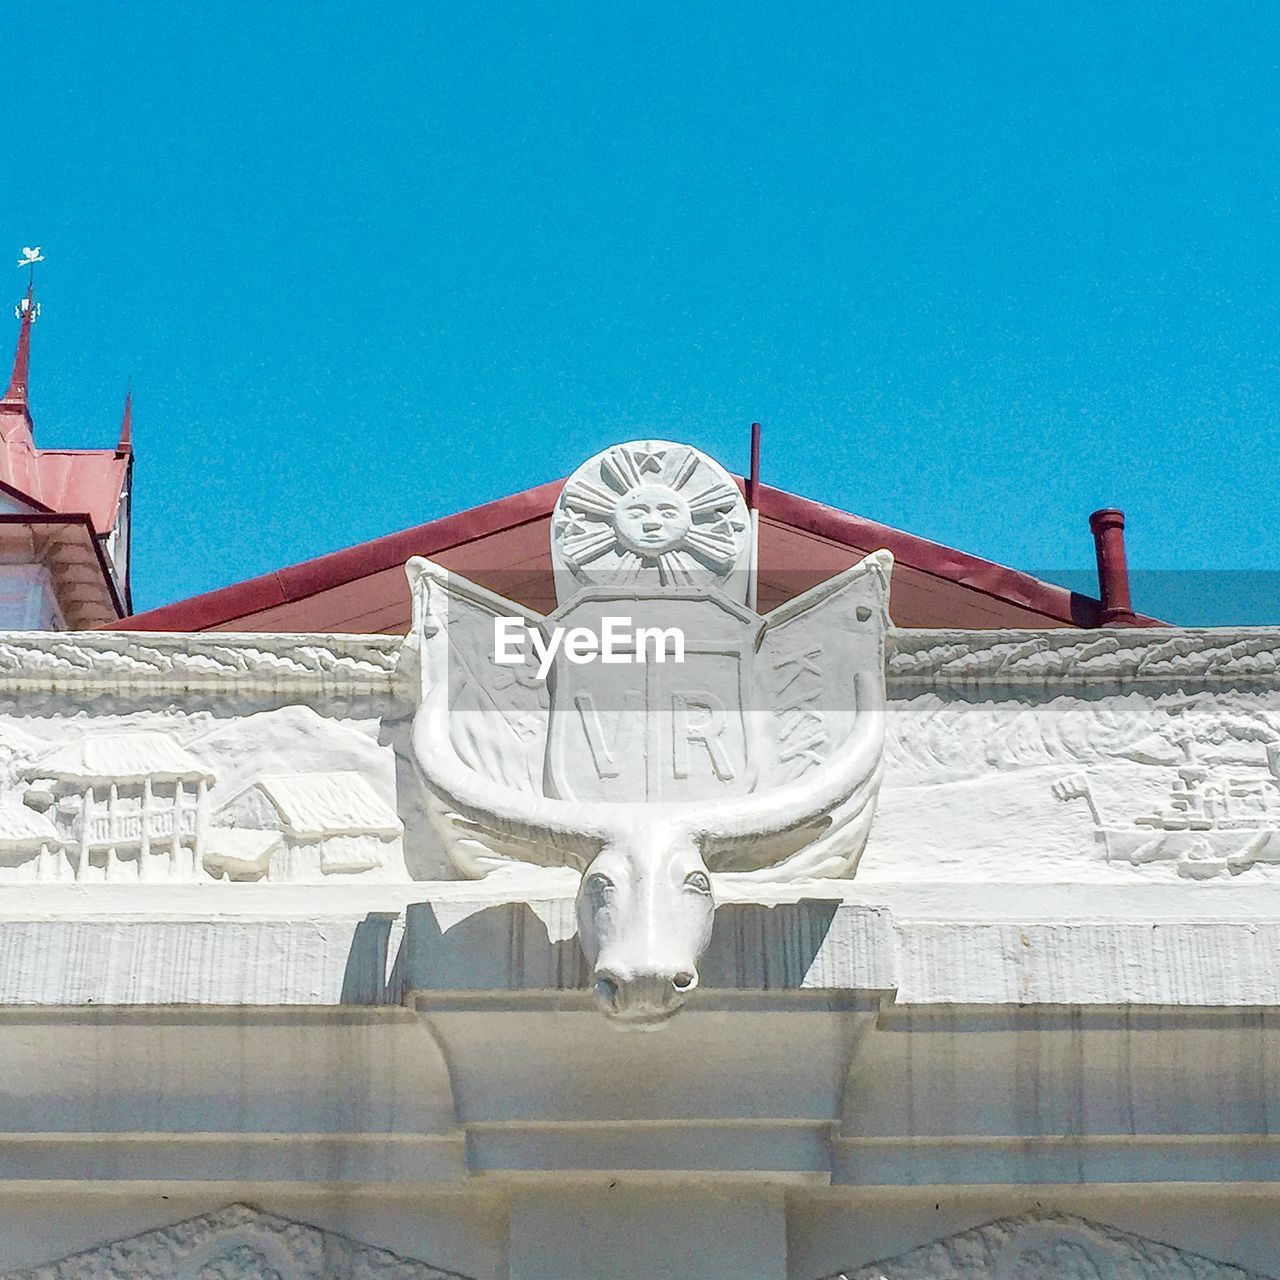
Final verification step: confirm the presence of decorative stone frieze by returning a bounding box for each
[0,632,399,694]
[888,628,1280,687]
[0,707,405,885]
[825,1212,1277,1279]
[0,1203,471,1279]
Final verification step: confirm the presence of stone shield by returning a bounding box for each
[543,591,762,803]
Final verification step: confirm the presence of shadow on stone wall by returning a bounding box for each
[340,898,847,1004]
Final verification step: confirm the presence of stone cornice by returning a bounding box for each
[0,631,401,694]
[889,628,1280,687]
[0,625,1275,699]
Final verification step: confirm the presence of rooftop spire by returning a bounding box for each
[116,385,133,455]
[3,281,36,406]
[0,251,44,490]
[4,249,43,408]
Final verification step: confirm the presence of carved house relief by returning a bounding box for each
[0,706,408,885]
[207,771,403,880]
[21,732,214,882]
[0,803,60,878]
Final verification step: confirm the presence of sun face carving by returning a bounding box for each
[551,441,751,597]
[613,484,692,555]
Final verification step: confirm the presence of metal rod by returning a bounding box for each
[746,422,761,610]
[747,422,761,508]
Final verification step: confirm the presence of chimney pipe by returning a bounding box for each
[1089,508,1136,626]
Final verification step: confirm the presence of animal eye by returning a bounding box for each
[684,870,711,894]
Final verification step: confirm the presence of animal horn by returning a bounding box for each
[688,667,886,844]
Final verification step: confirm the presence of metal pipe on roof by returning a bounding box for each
[1090,507,1137,626]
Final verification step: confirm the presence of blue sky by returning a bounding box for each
[3,3,1277,621]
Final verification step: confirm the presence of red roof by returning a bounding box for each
[0,403,129,539]
[22,448,129,537]
[111,476,1163,634]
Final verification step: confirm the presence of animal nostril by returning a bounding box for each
[594,972,622,1007]
[672,971,696,992]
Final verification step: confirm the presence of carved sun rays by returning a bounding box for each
[555,443,747,585]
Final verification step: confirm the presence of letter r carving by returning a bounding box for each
[671,691,736,782]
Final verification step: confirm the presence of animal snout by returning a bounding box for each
[593,964,699,1026]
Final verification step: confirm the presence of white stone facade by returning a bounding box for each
[0,624,1268,1276]
[0,445,1276,1276]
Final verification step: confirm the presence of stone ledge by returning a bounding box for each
[394,900,896,998]
[829,1134,1280,1187]
[0,898,1276,1007]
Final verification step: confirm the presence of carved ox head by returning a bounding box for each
[575,825,714,1024]
[408,553,890,1026]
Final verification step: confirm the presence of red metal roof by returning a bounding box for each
[112,477,1163,634]
[22,448,130,537]
[0,407,129,538]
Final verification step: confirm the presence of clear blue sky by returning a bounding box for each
[3,3,1278,621]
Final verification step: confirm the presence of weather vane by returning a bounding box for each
[15,247,43,321]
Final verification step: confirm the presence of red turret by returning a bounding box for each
[0,269,134,627]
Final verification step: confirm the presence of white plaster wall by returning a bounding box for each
[0,631,1274,1277]
[0,566,62,630]
[0,1013,456,1137]
[509,1184,788,1280]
